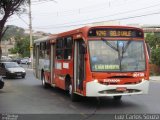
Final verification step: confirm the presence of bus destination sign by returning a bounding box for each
[88,28,143,38]
[96,30,132,37]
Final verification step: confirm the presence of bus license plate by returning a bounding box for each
[116,87,127,92]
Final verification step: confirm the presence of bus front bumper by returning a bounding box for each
[86,80,149,97]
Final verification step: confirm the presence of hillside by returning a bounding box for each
[2,25,25,41]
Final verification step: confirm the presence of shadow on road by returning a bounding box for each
[39,85,139,111]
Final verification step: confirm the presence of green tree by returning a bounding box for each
[2,25,25,41]
[145,33,160,66]
[151,48,160,66]
[9,36,30,57]
[0,0,27,58]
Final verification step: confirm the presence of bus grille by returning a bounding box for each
[99,80,142,85]
[99,89,141,94]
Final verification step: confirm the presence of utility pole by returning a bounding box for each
[28,0,57,69]
[29,0,33,68]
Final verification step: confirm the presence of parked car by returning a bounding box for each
[12,58,22,64]
[0,76,4,89]
[1,56,12,62]
[0,62,26,78]
[20,58,29,64]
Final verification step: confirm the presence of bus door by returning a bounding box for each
[74,39,85,91]
[35,44,40,78]
[50,44,56,84]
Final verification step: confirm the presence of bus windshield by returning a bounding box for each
[89,40,146,72]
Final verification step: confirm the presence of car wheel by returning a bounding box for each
[0,77,4,89]
[113,96,122,101]
[6,72,11,79]
[22,75,25,78]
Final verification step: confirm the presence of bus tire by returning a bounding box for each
[113,96,122,101]
[41,73,50,89]
[22,75,25,79]
[69,83,79,102]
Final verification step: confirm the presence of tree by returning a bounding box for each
[2,25,25,41]
[0,0,26,58]
[145,33,160,66]
[9,36,30,57]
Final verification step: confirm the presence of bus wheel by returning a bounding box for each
[41,73,50,89]
[113,96,122,101]
[69,84,78,102]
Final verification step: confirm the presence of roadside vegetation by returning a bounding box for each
[0,0,27,58]
[145,33,160,75]
[3,25,30,57]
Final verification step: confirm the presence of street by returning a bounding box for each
[1,1,160,120]
[0,65,160,119]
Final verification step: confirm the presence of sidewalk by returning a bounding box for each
[150,76,160,81]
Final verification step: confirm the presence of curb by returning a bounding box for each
[150,76,160,81]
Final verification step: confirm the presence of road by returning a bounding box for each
[0,65,160,119]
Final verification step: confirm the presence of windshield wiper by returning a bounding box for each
[122,40,132,56]
[101,38,123,70]
[101,38,133,71]
[101,38,118,52]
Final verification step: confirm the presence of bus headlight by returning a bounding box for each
[142,78,145,82]
[93,79,98,83]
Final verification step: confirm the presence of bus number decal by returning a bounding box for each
[96,30,107,37]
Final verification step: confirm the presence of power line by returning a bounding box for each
[32,1,52,5]
[16,14,29,26]
[30,0,119,15]
[30,0,115,15]
[33,2,160,29]
[31,0,157,16]
[31,0,57,5]
[34,10,160,29]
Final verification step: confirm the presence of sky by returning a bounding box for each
[6,0,160,34]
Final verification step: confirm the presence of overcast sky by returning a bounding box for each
[6,0,160,34]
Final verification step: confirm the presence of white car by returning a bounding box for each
[0,62,26,78]
[20,58,29,64]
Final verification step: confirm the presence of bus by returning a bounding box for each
[33,26,150,101]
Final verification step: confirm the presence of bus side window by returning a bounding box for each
[56,50,63,59]
[56,36,73,60]
[39,43,43,58]
[56,38,64,60]
[64,37,73,60]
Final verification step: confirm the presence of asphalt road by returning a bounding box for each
[0,66,160,119]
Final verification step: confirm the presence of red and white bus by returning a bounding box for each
[33,26,150,101]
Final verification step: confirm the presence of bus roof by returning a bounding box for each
[57,25,143,37]
[34,34,57,44]
[34,25,143,43]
